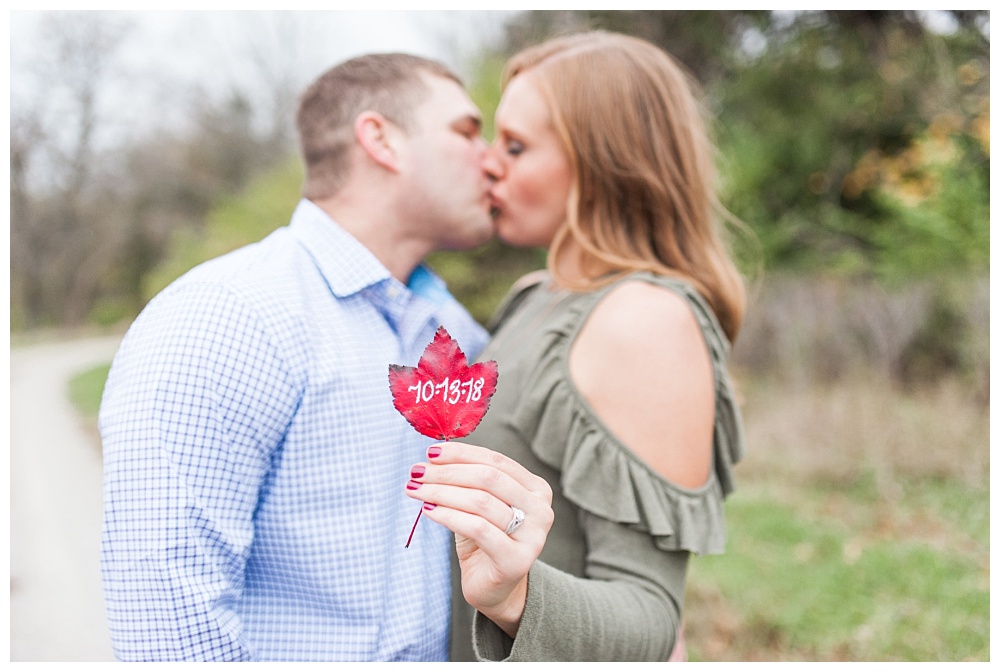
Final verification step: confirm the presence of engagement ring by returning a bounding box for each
[505,505,525,535]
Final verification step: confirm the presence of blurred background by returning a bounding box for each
[8,10,990,662]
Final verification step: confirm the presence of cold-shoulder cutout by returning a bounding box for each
[568,280,715,490]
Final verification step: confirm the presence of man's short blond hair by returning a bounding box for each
[296,53,462,200]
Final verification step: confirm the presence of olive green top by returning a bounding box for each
[449,271,745,662]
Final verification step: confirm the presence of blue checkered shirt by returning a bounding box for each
[100,199,488,661]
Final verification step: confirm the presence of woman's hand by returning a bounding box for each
[405,441,553,638]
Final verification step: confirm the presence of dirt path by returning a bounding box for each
[10,334,123,661]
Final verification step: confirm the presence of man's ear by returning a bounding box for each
[354,111,403,172]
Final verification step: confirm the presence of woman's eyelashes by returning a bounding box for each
[504,138,525,156]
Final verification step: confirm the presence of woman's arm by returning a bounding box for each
[472,513,688,661]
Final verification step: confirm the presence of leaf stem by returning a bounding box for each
[404,507,423,548]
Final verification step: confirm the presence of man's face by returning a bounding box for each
[398,73,495,251]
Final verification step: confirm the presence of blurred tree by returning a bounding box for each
[178,11,326,156]
[10,12,133,327]
[499,10,771,84]
[10,11,306,330]
[478,10,989,284]
[715,10,989,281]
[91,94,285,324]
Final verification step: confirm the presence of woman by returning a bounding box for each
[404,31,746,661]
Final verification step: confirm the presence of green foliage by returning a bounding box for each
[143,157,303,300]
[713,14,989,280]
[67,362,112,420]
[867,134,990,281]
[88,295,135,328]
[465,51,506,142]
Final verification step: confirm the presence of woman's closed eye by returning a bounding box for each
[505,139,525,156]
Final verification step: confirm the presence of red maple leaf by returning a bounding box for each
[389,325,498,547]
[388,326,498,441]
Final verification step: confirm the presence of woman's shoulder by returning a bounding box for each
[578,272,734,361]
[579,278,703,351]
[569,276,716,491]
[568,274,715,393]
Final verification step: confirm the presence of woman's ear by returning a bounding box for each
[354,111,403,172]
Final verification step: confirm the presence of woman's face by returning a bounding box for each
[485,73,573,249]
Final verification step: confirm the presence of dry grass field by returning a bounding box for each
[684,372,989,661]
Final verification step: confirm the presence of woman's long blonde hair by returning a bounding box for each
[504,31,746,341]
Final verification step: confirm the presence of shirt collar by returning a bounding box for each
[288,199,392,298]
[288,200,448,346]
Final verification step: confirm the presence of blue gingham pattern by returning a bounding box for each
[100,199,488,661]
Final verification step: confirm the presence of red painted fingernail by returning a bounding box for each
[406,480,421,491]
[410,465,425,479]
[427,446,442,459]
[423,502,437,511]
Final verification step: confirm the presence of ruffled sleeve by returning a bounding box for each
[504,272,744,556]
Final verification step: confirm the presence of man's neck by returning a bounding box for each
[310,195,430,285]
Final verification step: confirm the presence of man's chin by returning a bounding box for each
[447,224,495,251]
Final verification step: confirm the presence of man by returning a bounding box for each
[99,54,494,661]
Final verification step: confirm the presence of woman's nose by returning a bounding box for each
[482,144,504,182]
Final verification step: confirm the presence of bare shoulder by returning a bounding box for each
[580,280,704,355]
[569,279,714,488]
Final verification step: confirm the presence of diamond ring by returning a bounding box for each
[504,505,525,535]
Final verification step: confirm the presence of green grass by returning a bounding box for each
[684,376,990,662]
[688,483,988,661]
[67,362,111,420]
